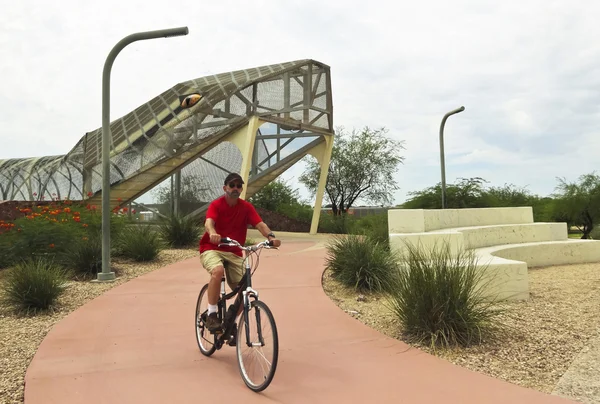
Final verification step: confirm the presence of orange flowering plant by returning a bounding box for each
[0,198,129,270]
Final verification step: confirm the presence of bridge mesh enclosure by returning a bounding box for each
[0,60,332,204]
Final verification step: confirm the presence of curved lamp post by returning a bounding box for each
[439,106,465,210]
[99,27,189,281]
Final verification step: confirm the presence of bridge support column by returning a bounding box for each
[308,136,333,235]
[227,116,260,200]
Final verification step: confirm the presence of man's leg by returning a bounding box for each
[222,253,245,346]
[207,265,224,306]
[200,251,226,333]
[223,253,245,317]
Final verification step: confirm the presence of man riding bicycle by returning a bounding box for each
[199,172,281,334]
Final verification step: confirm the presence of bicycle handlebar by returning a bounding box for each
[218,237,277,250]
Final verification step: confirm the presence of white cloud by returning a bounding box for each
[2,0,600,206]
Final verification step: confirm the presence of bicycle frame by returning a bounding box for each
[213,238,271,348]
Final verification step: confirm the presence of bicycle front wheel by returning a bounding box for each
[195,284,216,356]
[236,300,279,392]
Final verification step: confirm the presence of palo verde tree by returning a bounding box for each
[402,177,554,221]
[402,177,490,209]
[299,126,405,215]
[248,177,302,212]
[248,177,313,223]
[552,172,600,239]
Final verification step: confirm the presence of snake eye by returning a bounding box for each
[181,93,202,108]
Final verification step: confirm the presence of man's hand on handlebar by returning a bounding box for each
[268,238,281,248]
[209,233,221,245]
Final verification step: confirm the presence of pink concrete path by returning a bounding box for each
[24,239,575,403]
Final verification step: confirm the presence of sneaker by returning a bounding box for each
[205,312,222,334]
[227,323,237,346]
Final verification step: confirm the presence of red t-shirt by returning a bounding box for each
[199,196,263,257]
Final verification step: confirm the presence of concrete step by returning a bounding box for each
[388,207,535,233]
[434,222,568,249]
[477,239,600,268]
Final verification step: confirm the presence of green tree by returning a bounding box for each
[402,177,490,209]
[402,178,554,221]
[299,126,405,215]
[249,178,313,223]
[530,197,556,222]
[552,172,600,239]
[485,183,553,221]
[249,178,302,211]
[486,183,533,207]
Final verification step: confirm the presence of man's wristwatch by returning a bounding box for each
[267,232,276,239]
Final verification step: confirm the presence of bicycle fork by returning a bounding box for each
[216,266,266,348]
[242,287,266,347]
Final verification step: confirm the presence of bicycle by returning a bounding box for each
[195,237,279,392]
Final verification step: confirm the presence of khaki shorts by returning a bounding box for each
[199,250,244,290]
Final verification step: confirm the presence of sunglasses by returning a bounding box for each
[228,182,243,189]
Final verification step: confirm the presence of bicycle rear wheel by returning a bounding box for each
[236,300,279,392]
[195,284,216,356]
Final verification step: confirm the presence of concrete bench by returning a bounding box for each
[441,222,567,249]
[475,239,600,300]
[387,207,600,301]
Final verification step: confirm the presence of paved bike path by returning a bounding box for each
[24,239,576,403]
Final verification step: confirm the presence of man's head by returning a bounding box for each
[223,172,244,199]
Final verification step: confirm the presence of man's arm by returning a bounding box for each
[205,218,216,234]
[255,222,281,247]
[205,218,221,244]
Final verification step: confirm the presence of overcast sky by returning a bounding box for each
[1,0,599,206]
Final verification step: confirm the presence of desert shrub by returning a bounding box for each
[158,214,201,248]
[348,212,389,248]
[114,225,163,262]
[318,214,354,234]
[58,232,103,278]
[8,217,83,262]
[82,208,127,240]
[0,201,127,269]
[0,229,18,269]
[324,234,398,293]
[386,241,506,349]
[1,257,68,314]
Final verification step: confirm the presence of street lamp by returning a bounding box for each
[439,106,465,210]
[98,27,189,281]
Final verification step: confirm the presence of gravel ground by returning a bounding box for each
[0,248,198,404]
[553,328,600,403]
[322,262,600,403]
